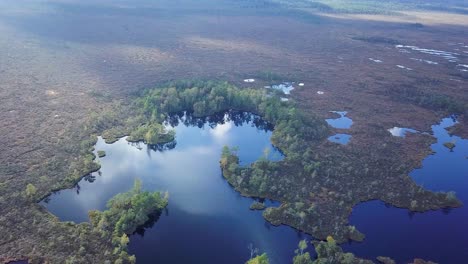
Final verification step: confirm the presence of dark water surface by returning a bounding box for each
[344,117,468,264]
[42,114,468,263]
[42,113,310,264]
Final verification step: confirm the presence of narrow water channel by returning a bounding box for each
[344,117,468,263]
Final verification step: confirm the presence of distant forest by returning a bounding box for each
[265,0,468,15]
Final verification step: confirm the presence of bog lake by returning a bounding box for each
[42,113,467,263]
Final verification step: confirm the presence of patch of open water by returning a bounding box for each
[326,111,352,144]
[268,82,295,95]
[344,117,468,263]
[369,58,382,63]
[41,112,468,263]
[326,111,353,129]
[396,45,460,62]
[41,112,311,264]
[396,64,412,71]
[327,134,351,145]
[410,58,438,65]
[457,64,468,72]
[388,127,418,137]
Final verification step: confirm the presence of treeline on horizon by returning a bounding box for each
[267,0,468,15]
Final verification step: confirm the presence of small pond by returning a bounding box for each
[327,134,351,145]
[266,83,295,95]
[395,45,460,63]
[326,111,353,129]
[388,127,418,137]
[344,117,468,263]
[42,112,311,264]
[326,111,353,144]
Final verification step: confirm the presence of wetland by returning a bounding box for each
[1,1,468,263]
[43,112,310,264]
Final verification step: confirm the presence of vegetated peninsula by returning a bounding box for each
[88,179,168,264]
[246,237,435,264]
